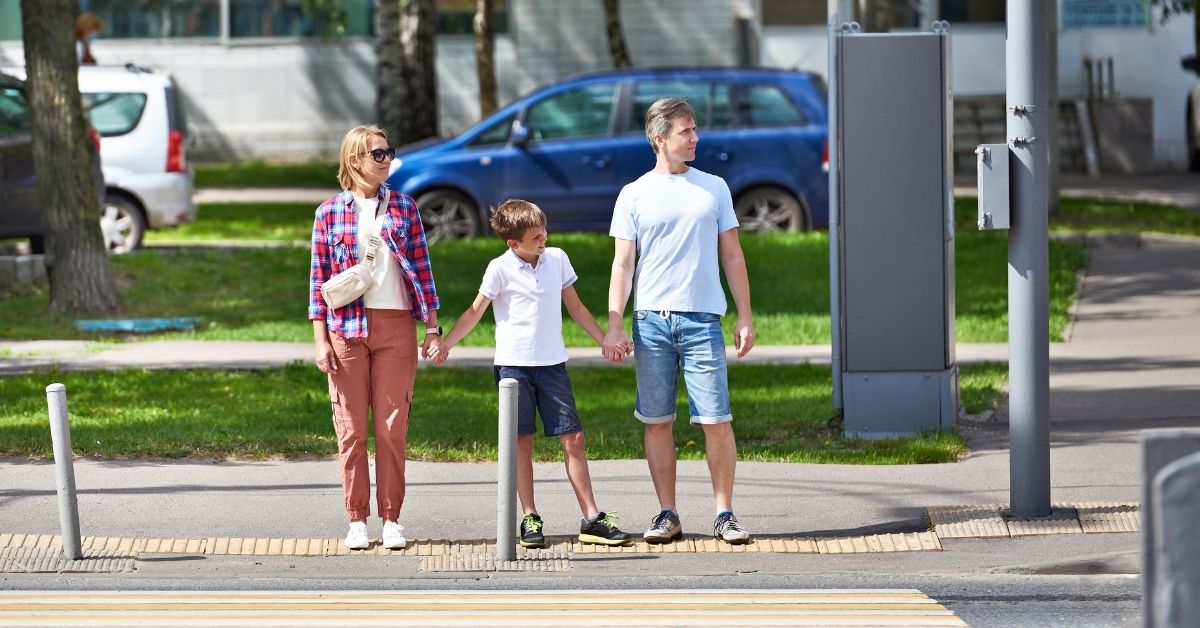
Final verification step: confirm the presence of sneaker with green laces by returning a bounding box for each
[520,513,546,548]
[579,512,633,546]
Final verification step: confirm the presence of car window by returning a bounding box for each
[83,92,148,137]
[470,113,515,146]
[0,87,30,135]
[524,84,615,142]
[741,84,809,127]
[630,81,731,131]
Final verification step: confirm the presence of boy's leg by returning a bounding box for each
[517,434,537,515]
[558,431,598,517]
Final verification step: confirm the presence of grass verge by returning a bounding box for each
[194,160,337,189]
[0,363,1006,463]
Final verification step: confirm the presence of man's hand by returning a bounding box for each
[602,329,632,364]
[733,317,755,358]
[315,340,337,374]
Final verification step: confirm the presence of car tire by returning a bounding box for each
[415,189,481,241]
[734,186,808,232]
[99,194,146,254]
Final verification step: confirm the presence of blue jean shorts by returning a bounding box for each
[493,362,584,436]
[631,310,732,425]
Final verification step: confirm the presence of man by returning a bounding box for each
[603,97,755,545]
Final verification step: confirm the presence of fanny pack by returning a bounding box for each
[320,192,389,309]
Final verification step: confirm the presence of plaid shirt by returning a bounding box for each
[308,187,439,338]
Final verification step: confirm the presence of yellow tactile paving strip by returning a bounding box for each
[928,501,1139,539]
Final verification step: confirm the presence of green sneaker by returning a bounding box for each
[520,513,546,548]
[579,511,633,546]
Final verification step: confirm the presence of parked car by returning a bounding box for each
[1,64,195,253]
[1183,55,1200,172]
[387,67,829,240]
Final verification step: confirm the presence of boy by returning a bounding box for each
[431,199,632,548]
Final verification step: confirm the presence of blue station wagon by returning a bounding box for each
[387,67,829,240]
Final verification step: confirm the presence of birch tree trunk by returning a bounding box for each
[603,0,633,68]
[474,0,498,118]
[376,0,439,145]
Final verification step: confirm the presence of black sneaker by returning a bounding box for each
[714,512,750,544]
[643,510,682,544]
[579,512,633,546]
[520,513,546,548]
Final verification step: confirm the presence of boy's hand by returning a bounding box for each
[602,330,632,364]
[431,342,451,365]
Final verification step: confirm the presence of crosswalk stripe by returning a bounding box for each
[0,590,968,626]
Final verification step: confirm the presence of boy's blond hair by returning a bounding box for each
[336,125,387,192]
[490,199,546,242]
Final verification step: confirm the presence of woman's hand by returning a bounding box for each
[315,340,337,374]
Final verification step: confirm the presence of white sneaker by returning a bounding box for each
[382,520,407,549]
[344,521,369,550]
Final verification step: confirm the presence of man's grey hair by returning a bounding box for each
[644,97,696,153]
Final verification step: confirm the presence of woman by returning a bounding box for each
[308,125,442,550]
[75,12,102,65]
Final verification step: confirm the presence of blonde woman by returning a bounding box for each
[308,125,442,550]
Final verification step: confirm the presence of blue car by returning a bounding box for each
[387,67,828,240]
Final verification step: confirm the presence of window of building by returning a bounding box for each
[437,0,508,35]
[83,93,148,136]
[939,0,1005,23]
[739,85,808,127]
[87,0,222,38]
[0,87,31,135]
[524,84,615,142]
[630,81,732,131]
[762,0,827,26]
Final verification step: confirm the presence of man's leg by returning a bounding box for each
[644,422,678,511]
[632,311,681,512]
[700,422,736,513]
[676,312,735,513]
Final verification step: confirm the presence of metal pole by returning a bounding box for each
[46,383,82,560]
[828,0,843,410]
[496,378,518,561]
[1007,0,1051,517]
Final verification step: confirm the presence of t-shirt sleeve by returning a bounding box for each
[558,249,578,289]
[479,260,502,299]
[716,178,738,233]
[609,183,638,241]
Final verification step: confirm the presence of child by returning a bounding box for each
[430,199,632,548]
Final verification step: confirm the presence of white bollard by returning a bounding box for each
[496,378,519,561]
[45,383,82,560]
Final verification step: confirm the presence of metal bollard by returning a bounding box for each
[45,383,82,560]
[496,378,518,561]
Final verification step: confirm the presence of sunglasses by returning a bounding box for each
[361,147,396,164]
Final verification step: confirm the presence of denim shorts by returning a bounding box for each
[493,362,584,436]
[631,310,732,425]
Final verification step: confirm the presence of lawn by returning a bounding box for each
[0,362,1006,463]
[0,211,1089,344]
[194,160,337,189]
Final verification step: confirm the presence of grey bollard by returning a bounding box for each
[45,383,82,561]
[1142,430,1200,628]
[1152,451,1200,627]
[496,378,519,562]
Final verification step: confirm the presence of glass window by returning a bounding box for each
[437,0,508,34]
[524,84,615,142]
[83,93,148,136]
[470,113,514,146]
[0,86,30,135]
[762,0,826,26]
[940,0,1005,22]
[90,0,222,38]
[630,81,731,131]
[740,85,808,127]
[231,0,372,37]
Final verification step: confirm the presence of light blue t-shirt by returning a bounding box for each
[609,167,738,316]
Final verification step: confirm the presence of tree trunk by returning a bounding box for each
[474,0,498,118]
[602,0,633,68]
[20,0,120,315]
[377,0,439,145]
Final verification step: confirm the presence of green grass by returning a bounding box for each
[144,203,315,244]
[194,160,337,189]
[0,363,1009,463]
[0,226,1087,344]
[955,196,1200,237]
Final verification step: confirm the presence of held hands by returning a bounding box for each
[733,317,756,358]
[602,329,633,365]
[422,333,445,363]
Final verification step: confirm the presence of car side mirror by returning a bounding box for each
[1183,55,1199,75]
[510,121,530,146]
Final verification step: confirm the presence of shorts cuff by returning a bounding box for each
[690,414,733,425]
[635,409,675,424]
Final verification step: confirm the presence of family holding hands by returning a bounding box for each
[308,98,755,552]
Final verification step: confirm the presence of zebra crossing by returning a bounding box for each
[0,589,967,626]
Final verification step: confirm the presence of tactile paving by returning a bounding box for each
[0,547,134,574]
[1076,502,1140,533]
[928,504,1010,538]
[1004,506,1084,536]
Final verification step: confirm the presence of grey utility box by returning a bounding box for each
[976,143,1011,230]
[836,29,959,437]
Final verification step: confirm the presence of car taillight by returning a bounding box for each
[167,129,185,173]
[86,127,101,151]
[821,138,829,173]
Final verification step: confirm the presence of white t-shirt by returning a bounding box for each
[609,167,738,315]
[480,247,577,366]
[355,195,411,310]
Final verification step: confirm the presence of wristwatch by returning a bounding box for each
[425,326,443,336]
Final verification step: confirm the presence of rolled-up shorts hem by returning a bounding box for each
[634,409,676,425]
[690,413,733,425]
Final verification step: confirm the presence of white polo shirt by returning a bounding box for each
[479,247,577,366]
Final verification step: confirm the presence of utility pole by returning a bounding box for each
[1007,0,1052,518]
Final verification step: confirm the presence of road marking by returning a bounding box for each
[0,589,967,626]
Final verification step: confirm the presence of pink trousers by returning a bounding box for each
[326,309,417,521]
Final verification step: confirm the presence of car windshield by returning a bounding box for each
[0,86,30,134]
[83,92,148,136]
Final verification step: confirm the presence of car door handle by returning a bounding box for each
[583,155,611,169]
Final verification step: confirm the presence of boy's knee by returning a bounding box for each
[558,430,586,449]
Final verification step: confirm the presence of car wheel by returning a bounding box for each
[99,195,146,254]
[415,190,481,241]
[734,187,808,232]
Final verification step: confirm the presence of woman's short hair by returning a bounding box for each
[490,199,546,242]
[644,97,696,153]
[337,125,387,192]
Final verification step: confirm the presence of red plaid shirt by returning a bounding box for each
[308,187,439,338]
